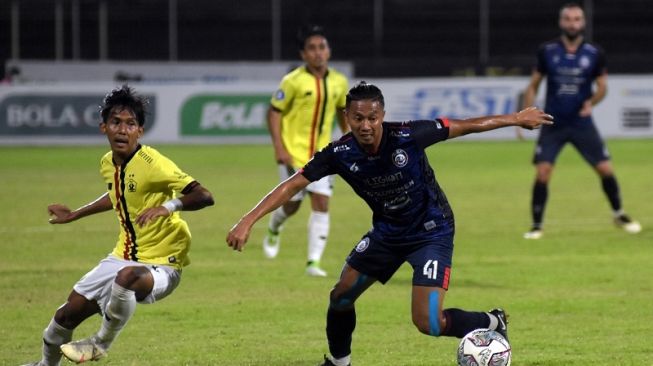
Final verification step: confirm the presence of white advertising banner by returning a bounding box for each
[371,76,653,140]
[0,76,651,145]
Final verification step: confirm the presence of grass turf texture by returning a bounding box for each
[1,139,651,365]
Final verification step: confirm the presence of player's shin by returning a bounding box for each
[531,181,548,228]
[326,305,355,361]
[601,175,621,211]
[428,291,442,336]
[95,282,136,350]
[41,318,73,366]
[269,206,288,233]
[308,211,329,262]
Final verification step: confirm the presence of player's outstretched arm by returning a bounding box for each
[135,182,214,227]
[48,192,113,224]
[447,107,553,139]
[226,173,310,252]
[516,70,545,140]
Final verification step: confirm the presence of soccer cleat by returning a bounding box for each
[489,308,509,341]
[614,214,642,234]
[306,261,327,277]
[319,354,350,366]
[523,228,543,240]
[20,362,44,366]
[60,337,107,363]
[262,229,281,258]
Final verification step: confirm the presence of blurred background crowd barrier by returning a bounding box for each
[1,0,651,144]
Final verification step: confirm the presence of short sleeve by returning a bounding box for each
[300,144,336,182]
[270,76,296,113]
[150,155,196,193]
[410,119,450,149]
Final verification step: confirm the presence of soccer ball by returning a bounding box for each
[457,328,511,366]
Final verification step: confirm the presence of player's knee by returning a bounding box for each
[114,266,145,289]
[535,165,553,182]
[329,288,355,311]
[311,195,329,212]
[53,307,68,326]
[412,315,431,335]
[412,314,444,336]
[595,161,614,177]
[283,201,301,216]
[53,304,80,329]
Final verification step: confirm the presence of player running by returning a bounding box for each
[22,85,214,365]
[227,82,553,365]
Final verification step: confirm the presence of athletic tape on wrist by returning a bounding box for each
[162,198,183,213]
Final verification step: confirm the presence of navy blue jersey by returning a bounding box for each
[536,39,606,125]
[301,120,454,244]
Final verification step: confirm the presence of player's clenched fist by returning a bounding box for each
[226,221,252,251]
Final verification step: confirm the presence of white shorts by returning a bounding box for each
[278,164,333,201]
[73,255,181,313]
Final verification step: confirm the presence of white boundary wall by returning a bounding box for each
[0,75,651,145]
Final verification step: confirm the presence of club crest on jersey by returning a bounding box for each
[274,89,285,100]
[579,55,590,69]
[127,179,137,192]
[392,149,408,168]
[355,237,370,252]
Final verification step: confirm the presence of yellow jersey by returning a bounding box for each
[100,145,196,270]
[271,66,349,168]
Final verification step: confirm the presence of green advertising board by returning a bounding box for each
[181,94,270,136]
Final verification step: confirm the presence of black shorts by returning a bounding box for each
[346,233,453,289]
[533,122,610,166]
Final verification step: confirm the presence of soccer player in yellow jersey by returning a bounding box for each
[263,25,349,277]
[22,85,214,366]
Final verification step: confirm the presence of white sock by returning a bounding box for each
[331,354,351,366]
[487,313,499,330]
[41,318,72,366]
[268,207,288,233]
[307,211,329,263]
[96,282,136,350]
[613,209,625,217]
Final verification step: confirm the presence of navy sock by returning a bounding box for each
[601,175,621,211]
[441,308,490,338]
[531,181,548,229]
[326,307,356,358]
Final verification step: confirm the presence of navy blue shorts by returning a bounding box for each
[346,234,453,289]
[533,122,610,165]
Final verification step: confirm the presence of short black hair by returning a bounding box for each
[560,2,583,13]
[297,24,327,51]
[346,81,385,108]
[99,84,147,126]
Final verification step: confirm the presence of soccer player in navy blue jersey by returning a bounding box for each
[227,82,552,365]
[522,2,641,239]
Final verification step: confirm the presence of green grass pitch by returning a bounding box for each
[1,139,652,365]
